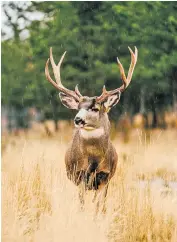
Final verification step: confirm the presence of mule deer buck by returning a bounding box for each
[45,47,138,210]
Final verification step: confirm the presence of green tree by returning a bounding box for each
[2,2,177,130]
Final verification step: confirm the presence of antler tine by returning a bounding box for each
[116,46,138,92]
[75,84,82,97]
[45,58,66,92]
[116,57,127,90]
[45,48,82,101]
[126,46,138,87]
[50,47,66,87]
[51,48,82,97]
[97,46,138,103]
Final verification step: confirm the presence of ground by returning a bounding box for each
[2,128,177,242]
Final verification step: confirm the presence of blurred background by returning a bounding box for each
[2,3,177,241]
[1,1,177,136]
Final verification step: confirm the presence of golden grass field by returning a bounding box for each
[2,128,177,242]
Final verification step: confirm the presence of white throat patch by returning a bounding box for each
[80,127,104,140]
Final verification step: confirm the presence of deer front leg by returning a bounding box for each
[78,182,85,210]
[102,183,109,213]
[92,184,109,215]
[93,171,110,214]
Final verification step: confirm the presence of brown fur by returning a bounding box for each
[65,110,118,194]
[45,46,138,210]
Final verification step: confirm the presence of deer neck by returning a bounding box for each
[79,127,105,140]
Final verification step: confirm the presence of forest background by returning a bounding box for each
[2,1,177,130]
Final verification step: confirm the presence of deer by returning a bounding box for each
[45,46,138,211]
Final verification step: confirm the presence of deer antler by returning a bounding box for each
[97,46,138,103]
[45,47,82,101]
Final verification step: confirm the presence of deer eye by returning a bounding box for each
[92,108,99,112]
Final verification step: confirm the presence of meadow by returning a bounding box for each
[2,127,177,242]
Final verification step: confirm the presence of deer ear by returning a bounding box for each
[102,93,121,112]
[59,93,79,110]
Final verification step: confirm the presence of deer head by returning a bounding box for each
[45,47,138,130]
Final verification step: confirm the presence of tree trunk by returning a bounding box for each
[171,69,177,112]
[151,99,158,128]
[139,85,146,114]
[51,96,59,132]
[54,118,58,132]
[123,91,129,113]
[139,85,150,129]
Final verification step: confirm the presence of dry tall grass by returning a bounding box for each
[2,129,177,242]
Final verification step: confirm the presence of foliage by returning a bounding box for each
[1,2,177,124]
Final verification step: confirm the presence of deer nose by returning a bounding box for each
[74,117,85,125]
